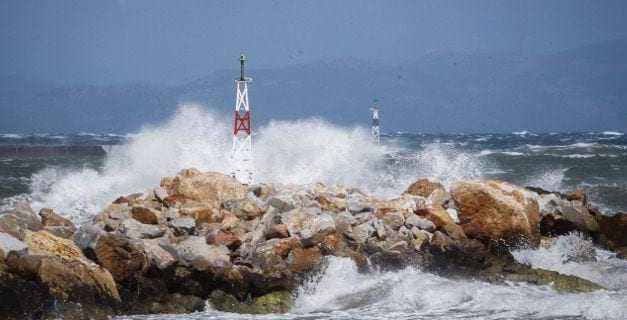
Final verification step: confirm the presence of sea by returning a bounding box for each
[1,105,626,319]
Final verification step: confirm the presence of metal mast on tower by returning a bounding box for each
[371,99,380,144]
[230,54,253,184]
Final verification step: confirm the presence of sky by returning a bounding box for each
[2,0,626,85]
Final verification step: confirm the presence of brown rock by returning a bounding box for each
[131,206,160,225]
[95,233,148,282]
[416,205,455,229]
[266,224,289,239]
[539,214,578,236]
[206,230,242,250]
[288,246,322,273]
[38,208,73,228]
[163,170,247,208]
[597,212,627,249]
[451,180,541,246]
[405,179,444,197]
[19,230,120,303]
[38,209,76,239]
[565,189,587,205]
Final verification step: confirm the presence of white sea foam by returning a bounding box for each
[513,233,627,291]
[602,131,624,136]
[288,256,627,320]
[412,143,486,188]
[0,133,24,139]
[478,150,525,157]
[524,168,567,191]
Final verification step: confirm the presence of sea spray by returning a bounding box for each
[287,257,627,320]
[513,233,627,291]
[28,105,491,223]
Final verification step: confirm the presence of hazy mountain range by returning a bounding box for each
[2,39,625,133]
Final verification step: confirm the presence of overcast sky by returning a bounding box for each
[2,0,626,85]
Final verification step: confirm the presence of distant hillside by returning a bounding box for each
[1,39,626,133]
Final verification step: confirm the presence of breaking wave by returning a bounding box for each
[26,105,487,222]
[291,257,626,320]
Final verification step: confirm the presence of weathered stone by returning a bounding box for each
[74,224,106,252]
[332,211,356,235]
[95,233,148,282]
[379,211,405,230]
[405,179,444,197]
[38,208,74,229]
[451,180,541,246]
[223,198,266,220]
[0,202,42,240]
[288,246,322,273]
[375,195,425,217]
[405,214,436,231]
[169,217,196,235]
[597,212,627,250]
[282,207,335,247]
[565,189,587,205]
[140,238,176,270]
[416,205,455,229]
[559,202,599,233]
[174,236,231,272]
[209,290,293,314]
[345,221,371,244]
[316,194,347,212]
[119,219,166,239]
[428,188,452,208]
[163,170,247,207]
[153,187,169,203]
[372,218,386,240]
[0,232,28,260]
[539,214,578,236]
[266,224,289,239]
[131,206,160,225]
[499,268,604,293]
[410,228,431,251]
[206,230,242,250]
[267,197,295,213]
[19,230,120,302]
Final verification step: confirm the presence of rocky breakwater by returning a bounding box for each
[1,169,624,319]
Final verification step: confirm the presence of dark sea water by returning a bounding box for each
[0,108,625,319]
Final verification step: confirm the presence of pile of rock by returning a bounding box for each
[1,168,623,319]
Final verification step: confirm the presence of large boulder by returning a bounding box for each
[405,179,444,197]
[536,192,599,233]
[119,218,167,239]
[161,169,247,207]
[597,212,627,252]
[10,230,120,303]
[173,236,232,272]
[451,180,541,245]
[95,233,148,282]
[281,207,335,247]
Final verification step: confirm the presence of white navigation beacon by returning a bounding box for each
[230,54,254,184]
[370,99,380,144]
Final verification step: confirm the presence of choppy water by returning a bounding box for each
[1,105,626,319]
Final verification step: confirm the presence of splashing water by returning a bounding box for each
[513,233,627,291]
[524,168,567,191]
[116,256,627,320]
[412,143,486,187]
[27,105,489,223]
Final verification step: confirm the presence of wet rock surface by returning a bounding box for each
[1,169,622,318]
